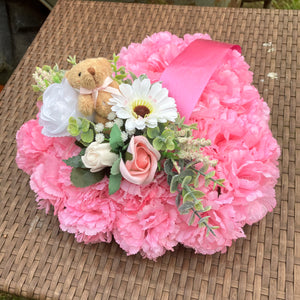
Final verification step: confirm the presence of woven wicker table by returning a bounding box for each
[0,0,299,299]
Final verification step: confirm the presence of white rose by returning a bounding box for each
[82,142,118,172]
[39,78,82,137]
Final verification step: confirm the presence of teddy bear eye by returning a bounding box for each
[78,72,81,77]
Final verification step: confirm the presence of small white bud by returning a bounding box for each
[107,112,117,120]
[105,121,114,128]
[114,118,124,128]
[95,133,105,143]
[95,123,104,133]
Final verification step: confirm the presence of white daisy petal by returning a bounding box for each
[119,84,134,99]
[109,78,177,131]
[115,108,131,119]
[135,118,146,130]
[125,118,136,132]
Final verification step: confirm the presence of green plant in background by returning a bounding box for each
[273,0,300,9]
[0,291,30,300]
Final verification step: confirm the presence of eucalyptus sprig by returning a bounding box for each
[164,158,222,236]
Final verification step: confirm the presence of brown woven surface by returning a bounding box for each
[0,0,299,299]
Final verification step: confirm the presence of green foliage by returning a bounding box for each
[273,0,300,9]
[63,155,85,168]
[163,157,223,236]
[109,124,124,152]
[111,157,121,175]
[67,117,96,146]
[70,168,106,188]
[32,64,65,93]
[109,173,122,195]
[67,55,77,65]
[81,129,94,144]
[109,156,122,195]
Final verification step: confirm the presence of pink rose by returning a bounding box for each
[120,136,160,185]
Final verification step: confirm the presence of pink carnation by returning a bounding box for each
[16,32,280,259]
[16,119,53,174]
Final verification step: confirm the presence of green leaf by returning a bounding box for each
[183,190,205,203]
[175,191,182,207]
[68,123,80,136]
[167,174,172,185]
[109,173,122,195]
[63,155,85,168]
[178,169,195,180]
[181,175,192,187]
[125,152,133,161]
[147,127,160,139]
[129,71,137,81]
[111,157,121,175]
[205,170,215,180]
[188,212,196,225]
[110,124,124,152]
[178,201,195,214]
[153,137,165,151]
[165,137,175,151]
[164,159,174,175]
[81,118,90,132]
[81,129,94,144]
[194,173,200,188]
[186,160,200,170]
[32,85,40,92]
[194,201,204,211]
[70,168,105,187]
[216,178,225,187]
[69,117,77,125]
[170,175,180,193]
[162,129,175,139]
[205,178,211,187]
[79,148,86,156]
[199,164,209,173]
[198,216,210,226]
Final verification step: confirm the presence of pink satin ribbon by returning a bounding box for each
[79,77,121,108]
[160,39,241,120]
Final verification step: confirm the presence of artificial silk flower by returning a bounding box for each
[39,78,82,137]
[108,78,177,131]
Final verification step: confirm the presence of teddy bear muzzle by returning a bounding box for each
[88,67,95,76]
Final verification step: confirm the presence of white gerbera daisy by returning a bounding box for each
[108,78,177,131]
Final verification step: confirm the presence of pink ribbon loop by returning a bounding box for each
[79,77,121,108]
[160,39,241,120]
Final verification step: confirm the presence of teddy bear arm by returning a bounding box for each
[78,94,94,116]
[94,91,114,124]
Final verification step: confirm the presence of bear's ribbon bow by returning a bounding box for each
[79,77,121,108]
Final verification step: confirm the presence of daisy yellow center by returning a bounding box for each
[131,99,153,118]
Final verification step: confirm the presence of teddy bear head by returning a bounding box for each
[65,57,112,90]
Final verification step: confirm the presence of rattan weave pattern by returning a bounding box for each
[0,0,299,299]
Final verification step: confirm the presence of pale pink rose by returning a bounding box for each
[119,136,160,185]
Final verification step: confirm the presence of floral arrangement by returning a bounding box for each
[16,32,280,259]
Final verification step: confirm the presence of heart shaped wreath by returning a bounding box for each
[16,32,280,260]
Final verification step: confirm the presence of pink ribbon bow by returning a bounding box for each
[79,77,121,108]
[160,39,241,120]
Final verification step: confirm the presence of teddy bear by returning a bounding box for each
[65,57,119,124]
